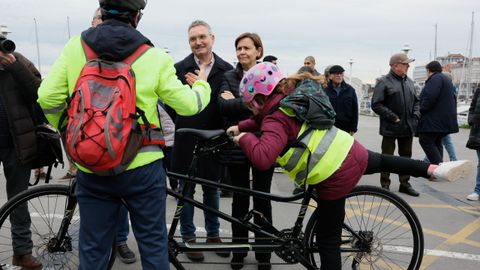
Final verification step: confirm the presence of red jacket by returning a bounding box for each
[237,92,368,200]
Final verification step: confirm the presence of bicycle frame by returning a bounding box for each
[167,169,320,268]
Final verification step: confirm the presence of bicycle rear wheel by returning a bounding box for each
[0,184,115,269]
[304,185,424,270]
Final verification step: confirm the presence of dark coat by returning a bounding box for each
[170,53,233,173]
[217,63,252,129]
[0,52,42,164]
[371,71,420,137]
[467,87,480,149]
[417,72,458,134]
[324,80,359,133]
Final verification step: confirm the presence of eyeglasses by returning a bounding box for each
[304,62,311,65]
[189,34,213,43]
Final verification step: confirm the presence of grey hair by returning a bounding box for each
[188,20,212,34]
[305,56,316,64]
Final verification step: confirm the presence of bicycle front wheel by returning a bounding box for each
[0,184,80,269]
[304,185,424,270]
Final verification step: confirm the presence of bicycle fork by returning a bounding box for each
[48,183,77,253]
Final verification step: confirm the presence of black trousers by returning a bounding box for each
[229,163,274,262]
[380,136,413,187]
[419,132,447,165]
[314,197,345,270]
[366,150,430,178]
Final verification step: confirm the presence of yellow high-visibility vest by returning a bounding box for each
[276,123,354,187]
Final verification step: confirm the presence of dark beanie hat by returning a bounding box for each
[99,0,146,11]
[329,65,345,74]
[263,55,278,63]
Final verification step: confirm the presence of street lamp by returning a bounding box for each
[348,58,354,84]
[402,44,411,55]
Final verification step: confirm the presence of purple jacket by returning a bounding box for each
[238,92,368,200]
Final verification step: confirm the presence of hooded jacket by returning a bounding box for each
[38,19,211,172]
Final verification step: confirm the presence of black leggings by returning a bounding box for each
[314,150,430,270]
[365,150,430,179]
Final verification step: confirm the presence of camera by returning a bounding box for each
[0,37,16,54]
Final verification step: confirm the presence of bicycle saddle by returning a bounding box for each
[176,128,226,141]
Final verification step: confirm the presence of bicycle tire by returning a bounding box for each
[304,185,424,270]
[0,184,115,269]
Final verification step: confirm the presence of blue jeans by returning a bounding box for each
[179,180,220,240]
[116,206,129,245]
[442,134,457,161]
[475,151,480,194]
[76,160,168,270]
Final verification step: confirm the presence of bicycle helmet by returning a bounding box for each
[240,62,285,103]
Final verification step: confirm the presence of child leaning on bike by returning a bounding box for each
[227,62,474,270]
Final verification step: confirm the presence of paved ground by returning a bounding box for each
[0,115,479,269]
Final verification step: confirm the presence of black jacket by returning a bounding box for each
[170,53,232,173]
[371,71,420,137]
[324,80,359,133]
[0,52,42,164]
[218,63,252,129]
[417,72,458,134]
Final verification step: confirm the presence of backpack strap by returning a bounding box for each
[81,40,98,61]
[123,44,151,65]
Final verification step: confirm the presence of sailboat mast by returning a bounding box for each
[434,23,438,60]
[67,16,71,39]
[33,18,41,74]
[467,12,474,98]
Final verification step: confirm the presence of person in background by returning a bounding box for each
[417,61,458,166]
[218,32,273,270]
[0,33,43,270]
[371,53,420,196]
[466,86,480,201]
[158,100,175,188]
[170,19,233,262]
[303,55,321,76]
[37,0,212,269]
[262,55,277,65]
[324,65,358,135]
[227,62,473,270]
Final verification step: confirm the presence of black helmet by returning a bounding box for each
[99,0,146,11]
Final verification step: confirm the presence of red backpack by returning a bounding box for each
[63,40,164,175]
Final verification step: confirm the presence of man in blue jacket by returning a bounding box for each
[324,65,359,135]
[417,61,458,164]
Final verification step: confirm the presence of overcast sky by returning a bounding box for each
[1,0,479,83]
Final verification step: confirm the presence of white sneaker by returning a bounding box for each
[466,192,479,201]
[432,160,474,182]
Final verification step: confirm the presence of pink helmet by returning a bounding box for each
[240,62,285,103]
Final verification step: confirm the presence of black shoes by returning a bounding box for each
[257,259,272,270]
[206,236,230,257]
[399,184,420,197]
[185,239,205,262]
[116,243,136,264]
[381,185,390,191]
[230,256,245,270]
